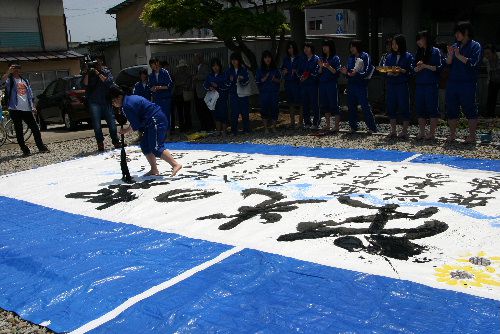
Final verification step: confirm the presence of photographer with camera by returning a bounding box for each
[82,55,120,151]
[1,63,49,156]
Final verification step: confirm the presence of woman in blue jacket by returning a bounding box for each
[383,34,414,139]
[340,39,378,133]
[445,21,482,143]
[148,58,173,133]
[133,68,151,101]
[226,52,250,135]
[414,30,443,140]
[256,50,282,133]
[318,39,341,132]
[298,42,320,129]
[204,58,229,138]
[109,85,182,177]
[281,41,302,128]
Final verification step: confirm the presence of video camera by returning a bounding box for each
[81,56,100,75]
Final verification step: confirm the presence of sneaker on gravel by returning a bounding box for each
[21,146,31,156]
[38,145,50,153]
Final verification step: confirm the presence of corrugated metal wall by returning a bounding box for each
[0,17,42,51]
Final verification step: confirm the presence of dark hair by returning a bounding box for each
[303,42,315,54]
[286,40,299,56]
[454,21,474,39]
[230,52,243,67]
[109,84,125,99]
[392,34,407,55]
[483,43,497,53]
[210,58,223,73]
[260,50,276,69]
[149,58,159,65]
[322,39,337,58]
[139,68,148,77]
[95,55,106,64]
[415,30,433,63]
[349,39,363,53]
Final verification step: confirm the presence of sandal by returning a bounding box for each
[463,136,477,144]
[398,133,409,140]
[386,132,397,139]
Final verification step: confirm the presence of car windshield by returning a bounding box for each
[70,77,83,90]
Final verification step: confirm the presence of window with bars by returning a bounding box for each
[309,20,323,31]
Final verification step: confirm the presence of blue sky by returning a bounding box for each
[63,0,123,42]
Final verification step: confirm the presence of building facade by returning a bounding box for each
[0,0,82,96]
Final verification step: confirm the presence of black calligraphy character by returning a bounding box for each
[66,179,170,210]
[197,188,326,230]
[278,196,448,260]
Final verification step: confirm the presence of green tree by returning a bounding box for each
[141,0,315,71]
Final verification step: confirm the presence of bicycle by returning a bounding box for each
[1,110,32,144]
[0,112,6,147]
[0,90,32,147]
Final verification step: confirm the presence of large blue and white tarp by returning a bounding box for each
[0,142,499,333]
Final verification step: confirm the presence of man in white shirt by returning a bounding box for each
[1,63,49,156]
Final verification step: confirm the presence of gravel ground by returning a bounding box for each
[0,122,499,176]
[0,117,498,333]
[0,309,53,334]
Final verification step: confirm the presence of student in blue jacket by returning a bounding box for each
[148,58,173,132]
[110,85,182,177]
[204,58,229,138]
[445,21,482,143]
[414,30,443,140]
[298,42,320,129]
[256,50,282,133]
[383,34,414,139]
[340,39,378,133]
[226,52,250,135]
[281,41,302,128]
[133,68,151,101]
[318,39,341,131]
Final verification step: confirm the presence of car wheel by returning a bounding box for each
[63,112,77,130]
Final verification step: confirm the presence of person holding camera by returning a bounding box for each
[82,56,120,151]
[1,63,49,156]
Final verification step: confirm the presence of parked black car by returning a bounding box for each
[36,76,89,130]
[115,65,148,92]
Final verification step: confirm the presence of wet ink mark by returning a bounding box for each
[197,188,326,230]
[311,161,358,179]
[155,189,221,202]
[438,176,500,208]
[278,196,448,260]
[383,173,451,202]
[66,179,170,210]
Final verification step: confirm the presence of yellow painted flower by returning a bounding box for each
[456,251,500,273]
[434,264,500,288]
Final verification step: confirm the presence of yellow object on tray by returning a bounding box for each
[376,66,401,74]
[186,132,210,141]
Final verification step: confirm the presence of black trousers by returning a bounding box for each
[174,95,192,132]
[195,97,215,131]
[9,109,44,149]
[485,81,500,118]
